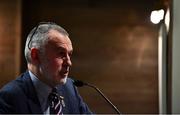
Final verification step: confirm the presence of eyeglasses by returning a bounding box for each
[27,22,56,50]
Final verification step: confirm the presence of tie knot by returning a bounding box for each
[48,88,63,114]
[48,88,59,105]
[52,87,57,93]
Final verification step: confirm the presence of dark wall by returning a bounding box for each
[22,0,159,113]
[0,0,21,88]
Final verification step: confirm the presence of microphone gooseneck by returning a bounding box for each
[73,79,121,114]
[73,79,87,87]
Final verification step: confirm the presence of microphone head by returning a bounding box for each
[73,79,85,87]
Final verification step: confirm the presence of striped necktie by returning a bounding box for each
[48,88,63,114]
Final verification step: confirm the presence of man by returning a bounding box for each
[0,22,92,114]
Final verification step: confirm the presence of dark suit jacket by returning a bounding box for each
[0,71,92,114]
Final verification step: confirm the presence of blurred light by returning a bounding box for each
[150,9,165,24]
[165,8,170,32]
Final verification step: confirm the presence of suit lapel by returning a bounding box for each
[22,72,42,113]
[56,85,68,113]
[56,79,78,114]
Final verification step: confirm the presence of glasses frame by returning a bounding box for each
[27,22,56,50]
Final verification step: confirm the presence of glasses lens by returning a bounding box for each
[28,22,56,49]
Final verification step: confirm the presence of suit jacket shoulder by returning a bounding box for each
[0,72,42,113]
[0,72,92,114]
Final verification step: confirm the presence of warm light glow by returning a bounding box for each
[150,9,165,24]
[165,8,170,32]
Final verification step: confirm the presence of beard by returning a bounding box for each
[60,76,68,84]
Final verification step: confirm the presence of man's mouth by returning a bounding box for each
[60,70,69,76]
[63,71,68,75]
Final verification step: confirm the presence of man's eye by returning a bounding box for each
[58,52,66,57]
[57,51,72,59]
[68,52,72,57]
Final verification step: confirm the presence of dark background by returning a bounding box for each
[0,0,169,114]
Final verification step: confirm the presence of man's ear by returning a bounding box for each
[30,48,40,64]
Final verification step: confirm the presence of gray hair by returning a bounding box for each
[24,22,69,63]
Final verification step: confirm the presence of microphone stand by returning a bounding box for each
[84,82,121,114]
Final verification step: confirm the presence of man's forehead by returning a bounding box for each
[46,31,73,51]
[48,30,72,45]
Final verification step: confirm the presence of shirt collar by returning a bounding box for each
[29,71,52,111]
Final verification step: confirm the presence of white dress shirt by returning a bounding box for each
[29,71,52,114]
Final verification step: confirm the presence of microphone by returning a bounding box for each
[73,79,121,114]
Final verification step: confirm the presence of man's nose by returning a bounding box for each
[63,55,72,66]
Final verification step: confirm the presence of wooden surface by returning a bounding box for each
[21,1,159,113]
[0,0,21,88]
[0,0,161,113]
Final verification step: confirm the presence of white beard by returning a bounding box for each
[60,76,68,84]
